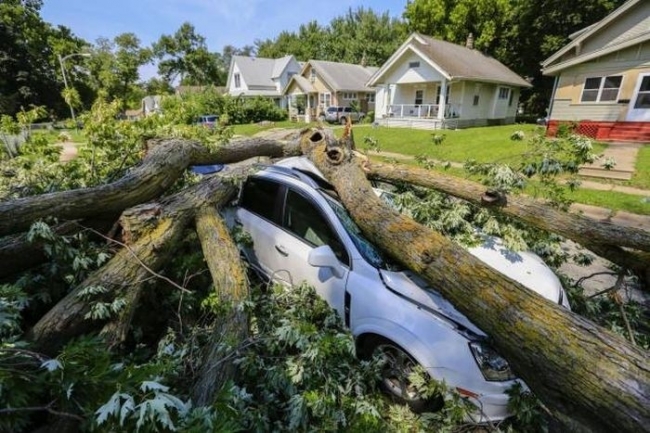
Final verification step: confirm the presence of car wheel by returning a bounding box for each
[366,337,444,413]
[340,116,347,125]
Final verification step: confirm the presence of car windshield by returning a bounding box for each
[320,192,402,271]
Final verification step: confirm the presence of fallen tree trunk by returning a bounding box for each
[366,161,650,281]
[302,128,650,433]
[28,162,259,354]
[191,207,249,406]
[0,136,301,237]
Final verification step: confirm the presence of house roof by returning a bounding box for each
[286,75,316,94]
[541,0,647,75]
[308,60,379,92]
[228,55,295,90]
[368,33,532,88]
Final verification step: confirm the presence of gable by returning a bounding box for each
[373,48,448,85]
[542,0,650,74]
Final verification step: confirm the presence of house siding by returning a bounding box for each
[228,64,247,95]
[551,50,650,122]
[381,51,447,84]
[582,3,650,53]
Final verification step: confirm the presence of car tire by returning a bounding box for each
[363,336,444,413]
[340,117,347,125]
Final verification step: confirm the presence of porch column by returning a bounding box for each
[438,79,447,120]
[306,94,311,123]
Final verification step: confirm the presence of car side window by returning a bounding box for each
[240,178,281,223]
[284,189,349,265]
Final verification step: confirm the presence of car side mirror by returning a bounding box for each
[308,245,345,278]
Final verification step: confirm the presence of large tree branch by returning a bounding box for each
[28,161,261,354]
[0,135,302,237]
[367,161,650,280]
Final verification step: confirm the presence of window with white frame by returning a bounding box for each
[365,93,375,103]
[234,73,241,88]
[634,76,650,109]
[310,69,317,82]
[498,87,510,100]
[473,84,481,106]
[319,92,331,107]
[342,92,357,100]
[581,76,622,102]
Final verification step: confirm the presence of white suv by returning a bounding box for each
[223,157,570,422]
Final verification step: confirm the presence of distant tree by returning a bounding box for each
[0,0,89,117]
[325,7,408,66]
[153,23,221,86]
[255,8,406,66]
[87,33,152,108]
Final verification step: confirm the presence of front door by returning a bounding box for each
[627,73,650,121]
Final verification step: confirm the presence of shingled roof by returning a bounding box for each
[368,33,531,88]
[309,60,379,92]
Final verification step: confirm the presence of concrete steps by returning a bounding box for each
[578,141,641,180]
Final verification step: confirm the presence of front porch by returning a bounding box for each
[377,103,462,129]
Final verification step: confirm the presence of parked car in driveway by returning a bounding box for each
[320,106,365,124]
[197,114,219,129]
[221,157,570,422]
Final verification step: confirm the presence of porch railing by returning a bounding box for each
[386,104,461,119]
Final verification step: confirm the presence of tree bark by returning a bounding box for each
[27,162,259,354]
[367,161,650,281]
[0,136,302,237]
[302,128,650,433]
[191,207,249,406]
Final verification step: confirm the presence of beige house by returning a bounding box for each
[541,0,650,142]
[283,60,378,122]
[368,33,531,130]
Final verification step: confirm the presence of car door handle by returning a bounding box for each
[275,245,289,256]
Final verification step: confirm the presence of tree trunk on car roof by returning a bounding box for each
[366,161,650,283]
[301,128,650,433]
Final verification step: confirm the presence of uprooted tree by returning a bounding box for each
[1,124,649,432]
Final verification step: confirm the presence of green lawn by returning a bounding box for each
[354,124,544,164]
[230,120,318,136]
[628,145,650,190]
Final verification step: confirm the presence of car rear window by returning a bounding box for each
[240,177,281,223]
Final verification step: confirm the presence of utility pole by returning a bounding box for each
[58,53,90,125]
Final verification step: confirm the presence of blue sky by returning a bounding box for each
[41,0,407,52]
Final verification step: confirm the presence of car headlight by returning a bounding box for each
[469,341,515,381]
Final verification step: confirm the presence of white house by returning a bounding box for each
[225,55,302,109]
[368,33,532,130]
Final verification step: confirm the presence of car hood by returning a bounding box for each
[379,237,564,336]
[466,236,562,304]
[379,269,485,336]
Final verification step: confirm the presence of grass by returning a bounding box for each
[33,128,86,143]
[354,124,544,164]
[628,145,650,190]
[230,120,318,136]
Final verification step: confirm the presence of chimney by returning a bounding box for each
[465,33,474,50]
[360,51,367,67]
